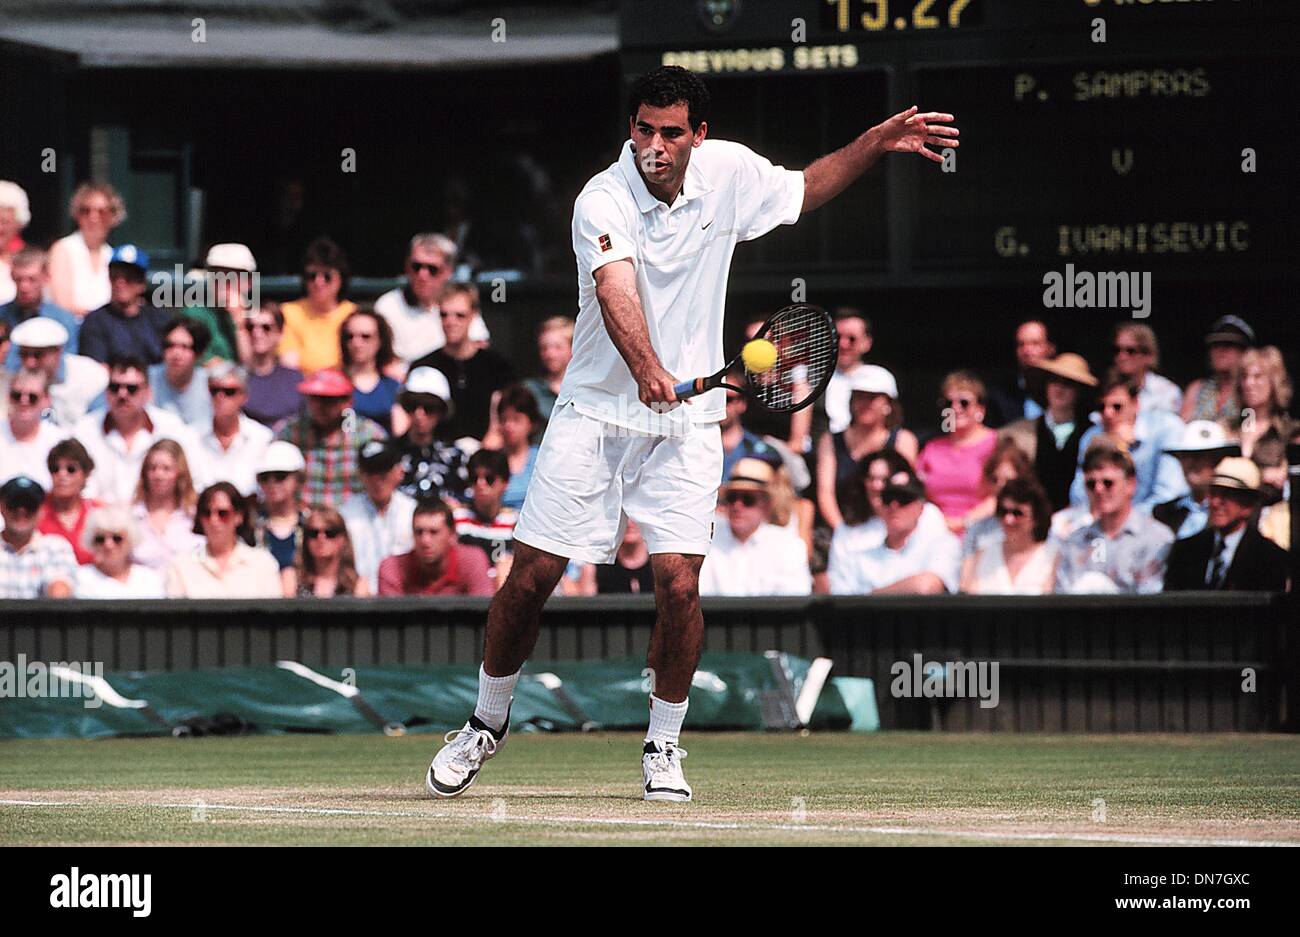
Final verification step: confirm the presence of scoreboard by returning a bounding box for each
[618,0,1299,286]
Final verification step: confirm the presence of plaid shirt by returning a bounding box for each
[0,531,79,598]
[1055,508,1174,595]
[274,412,387,508]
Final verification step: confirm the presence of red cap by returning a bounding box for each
[298,369,353,397]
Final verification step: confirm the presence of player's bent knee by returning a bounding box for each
[503,542,569,597]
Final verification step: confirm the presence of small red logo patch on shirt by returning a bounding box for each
[598,233,613,252]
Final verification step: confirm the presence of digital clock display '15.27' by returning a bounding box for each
[822,0,980,33]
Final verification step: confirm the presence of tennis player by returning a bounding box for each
[428,65,959,801]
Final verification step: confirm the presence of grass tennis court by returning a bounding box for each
[2,733,1297,847]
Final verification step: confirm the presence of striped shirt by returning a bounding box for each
[454,504,517,570]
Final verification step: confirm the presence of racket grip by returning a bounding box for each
[673,378,702,399]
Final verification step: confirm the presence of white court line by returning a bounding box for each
[1,798,1295,847]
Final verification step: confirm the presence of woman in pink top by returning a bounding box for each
[917,370,999,534]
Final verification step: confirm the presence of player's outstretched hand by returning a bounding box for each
[876,106,960,163]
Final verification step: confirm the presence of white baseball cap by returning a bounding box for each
[1164,420,1239,455]
[11,316,69,349]
[204,243,257,272]
[255,441,306,475]
[847,364,898,399]
[403,366,452,403]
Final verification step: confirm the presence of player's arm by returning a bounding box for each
[801,106,960,213]
[594,259,679,406]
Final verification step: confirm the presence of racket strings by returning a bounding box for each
[747,304,836,411]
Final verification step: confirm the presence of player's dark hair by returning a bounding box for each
[627,66,710,131]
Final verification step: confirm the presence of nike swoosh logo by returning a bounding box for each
[701,219,713,230]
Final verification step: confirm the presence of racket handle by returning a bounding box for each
[673,378,703,399]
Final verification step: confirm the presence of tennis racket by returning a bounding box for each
[673,303,837,413]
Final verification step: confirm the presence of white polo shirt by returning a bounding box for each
[196,415,273,496]
[74,405,209,504]
[341,489,416,590]
[50,353,110,428]
[559,138,805,436]
[829,519,962,595]
[699,520,811,596]
[0,420,67,489]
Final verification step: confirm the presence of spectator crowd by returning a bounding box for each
[0,180,1294,600]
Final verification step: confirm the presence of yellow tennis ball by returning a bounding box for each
[742,338,778,374]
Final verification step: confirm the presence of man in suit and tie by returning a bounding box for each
[1163,457,1290,592]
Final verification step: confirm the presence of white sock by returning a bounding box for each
[474,664,519,733]
[646,695,689,746]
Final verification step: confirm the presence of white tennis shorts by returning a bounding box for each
[513,402,723,563]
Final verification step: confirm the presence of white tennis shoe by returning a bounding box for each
[426,714,508,798]
[642,740,692,802]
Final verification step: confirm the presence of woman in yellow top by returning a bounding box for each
[278,237,356,375]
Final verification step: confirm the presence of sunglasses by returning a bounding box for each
[77,205,113,217]
[940,397,976,410]
[881,491,921,507]
[243,321,275,333]
[304,269,338,282]
[164,340,195,352]
[724,491,762,507]
[201,507,236,522]
[305,527,344,540]
[998,505,1028,519]
[1085,477,1117,491]
[8,390,41,405]
[92,533,126,546]
[258,471,292,483]
[51,463,83,475]
[209,386,242,398]
[400,397,441,414]
[108,381,143,396]
[472,473,501,486]
[1113,345,1146,356]
[409,261,443,276]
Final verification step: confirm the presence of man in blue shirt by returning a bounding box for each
[79,245,171,365]
[0,248,80,370]
[1069,371,1188,512]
